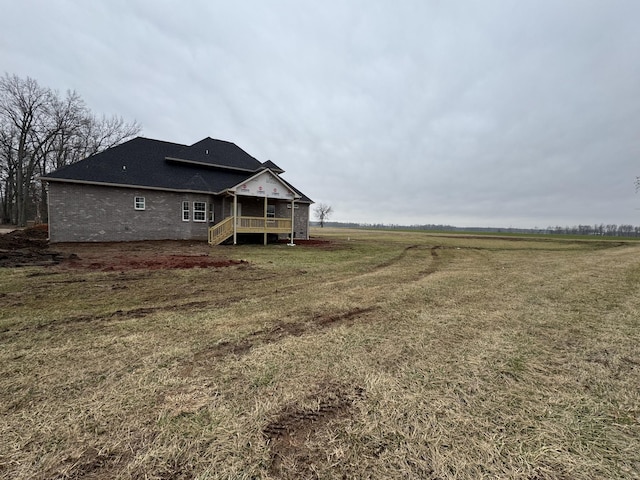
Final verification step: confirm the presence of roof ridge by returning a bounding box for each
[191,137,236,146]
[135,136,188,147]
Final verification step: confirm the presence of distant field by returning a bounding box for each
[1,228,639,479]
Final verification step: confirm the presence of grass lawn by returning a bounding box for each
[1,227,639,479]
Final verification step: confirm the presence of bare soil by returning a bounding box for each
[0,225,61,267]
[55,240,249,271]
[0,228,216,270]
[0,226,334,270]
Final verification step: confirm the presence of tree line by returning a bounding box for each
[0,73,141,226]
[543,224,640,237]
[317,221,640,238]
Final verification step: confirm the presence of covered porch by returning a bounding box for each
[209,168,300,245]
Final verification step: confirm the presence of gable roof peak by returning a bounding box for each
[190,136,233,146]
[260,159,284,173]
[169,137,263,171]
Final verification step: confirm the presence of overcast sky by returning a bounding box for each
[2,1,639,228]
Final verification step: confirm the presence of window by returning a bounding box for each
[134,196,145,210]
[182,201,189,221]
[193,202,206,222]
[209,204,214,222]
[266,205,276,218]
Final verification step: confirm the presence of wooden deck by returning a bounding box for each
[208,216,292,245]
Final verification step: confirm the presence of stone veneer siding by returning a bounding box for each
[48,183,215,242]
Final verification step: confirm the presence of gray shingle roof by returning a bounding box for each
[169,137,263,171]
[260,160,284,173]
[42,137,312,202]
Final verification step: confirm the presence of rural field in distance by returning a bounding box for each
[1,227,639,479]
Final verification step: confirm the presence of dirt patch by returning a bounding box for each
[0,225,66,267]
[0,228,251,271]
[263,381,366,479]
[1,229,336,270]
[52,241,250,271]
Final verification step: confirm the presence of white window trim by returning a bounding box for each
[266,205,276,218]
[134,196,145,210]
[182,201,190,222]
[193,201,206,222]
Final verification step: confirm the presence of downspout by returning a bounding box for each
[233,193,237,245]
[46,182,51,241]
[289,199,295,246]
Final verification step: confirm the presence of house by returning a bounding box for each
[41,137,313,244]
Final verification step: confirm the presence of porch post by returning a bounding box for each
[263,196,268,245]
[233,193,237,245]
[290,199,295,245]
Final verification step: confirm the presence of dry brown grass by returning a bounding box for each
[1,228,639,479]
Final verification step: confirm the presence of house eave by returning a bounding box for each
[40,177,225,196]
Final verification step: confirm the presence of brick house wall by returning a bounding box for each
[275,202,309,239]
[48,183,216,242]
[48,183,311,243]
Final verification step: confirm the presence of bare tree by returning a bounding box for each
[0,73,141,226]
[314,203,333,228]
[0,122,16,223]
[0,74,53,226]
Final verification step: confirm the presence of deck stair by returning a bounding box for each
[208,217,234,245]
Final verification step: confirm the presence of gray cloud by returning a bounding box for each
[2,0,639,227]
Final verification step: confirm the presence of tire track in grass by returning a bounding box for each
[14,300,234,332]
[263,380,366,479]
[325,244,445,289]
[187,307,378,368]
[183,245,444,369]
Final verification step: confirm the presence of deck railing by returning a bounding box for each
[236,216,292,233]
[208,216,292,245]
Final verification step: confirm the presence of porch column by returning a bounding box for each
[263,196,268,245]
[290,199,295,245]
[233,193,237,245]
